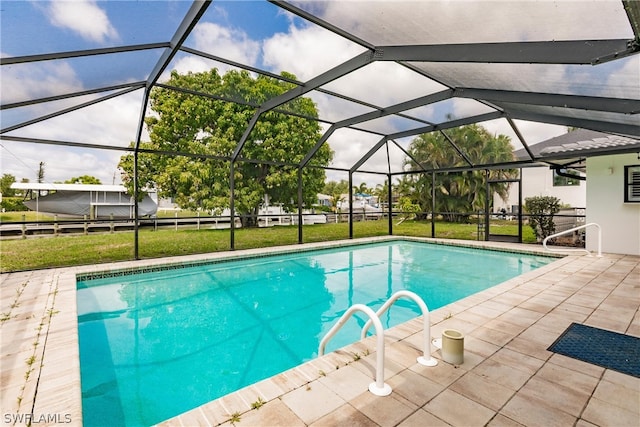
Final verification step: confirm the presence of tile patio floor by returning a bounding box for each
[1,237,639,426]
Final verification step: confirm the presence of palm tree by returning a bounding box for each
[373,179,404,212]
[323,180,348,213]
[373,181,388,208]
[352,182,370,196]
[403,125,516,222]
[329,191,345,213]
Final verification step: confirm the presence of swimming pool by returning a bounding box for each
[76,240,553,426]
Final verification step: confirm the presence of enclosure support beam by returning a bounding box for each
[387,173,393,236]
[133,150,140,259]
[439,130,473,167]
[298,168,303,244]
[348,173,354,239]
[392,140,429,173]
[146,1,210,89]
[1,86,141,135]
[269,0,375,50]
[1,82,146,110]
[0,43,170,66]
[385,143,392,236]
[335,89,452,128]
[456,88,640,115]
[388,111,503,141]
[431,172,436,238]
[507,118,535,161]
[302,90,453,170]
[518,169,523,243]
[301,125,336,167]
[510,111,640,138]
[230,161,236,250]
[233,51,375,162]
[484,170,490,242]
[351,137,388,173]
[133,88,151,260]
[232,112,262,162]
[376,39,633,64]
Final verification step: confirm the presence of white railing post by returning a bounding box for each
[361,290,438,367]
[543,222,602,257]
[318,304,392,396]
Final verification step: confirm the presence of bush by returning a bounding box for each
[1,197,28,212]
[524,196,560,242]
[313,205,333,213]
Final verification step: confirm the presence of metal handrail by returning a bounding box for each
[360,290,438,367]
[543,222,602,257]
[318,304,392,396]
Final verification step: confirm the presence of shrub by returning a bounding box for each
[524,196,560,242]
[1,197,28,212]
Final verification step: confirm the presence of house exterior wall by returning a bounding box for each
[494,166,586,213]
[586,154,640,256]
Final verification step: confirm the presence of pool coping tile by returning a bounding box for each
[1,236,638,427]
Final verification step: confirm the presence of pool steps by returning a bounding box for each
[362,290,439,367]
[318,304,391,396]
[319,290,438,397]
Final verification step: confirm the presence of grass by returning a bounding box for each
[0,219,536,273]
[1,211,55,222]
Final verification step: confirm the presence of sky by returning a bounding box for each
[1,0,634,189]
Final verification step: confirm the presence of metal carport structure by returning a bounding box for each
[1,0,639,257]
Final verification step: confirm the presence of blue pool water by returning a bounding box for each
[77,241,553,426]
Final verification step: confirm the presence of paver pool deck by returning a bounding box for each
[1,237,639,426]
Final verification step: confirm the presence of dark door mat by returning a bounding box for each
[547,323,640,378]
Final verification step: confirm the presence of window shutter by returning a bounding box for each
[625,165,640,203]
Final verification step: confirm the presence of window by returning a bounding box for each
[624,165,640,203]
[553,169,580,186]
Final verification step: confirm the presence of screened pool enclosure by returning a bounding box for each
[1,0,639,257]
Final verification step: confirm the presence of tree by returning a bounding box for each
[1,174,16,196]
[323,180,348,212]
[396,196,420,224]
[352,182,370,195]
[524,196,561,242]
[119,69,332,226]
[372,179,400,210]
[402,125,515,222]
[37,162,45,183]
[65,175,102,185]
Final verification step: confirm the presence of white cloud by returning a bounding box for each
[0,60,83,105]
[603,55,640,99]
[169,55,218,76]
[2,91,146,184]
[1,142,122,185]
[481,118,568,150]
[1,44,135,185]
[10,91,144,147]
[260,24,447,186]
[263,24,365,81]
[46,0,118,43]
[171,22,260,76]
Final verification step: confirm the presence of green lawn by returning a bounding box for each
[0,211,55,222]
[0,219,536,273]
